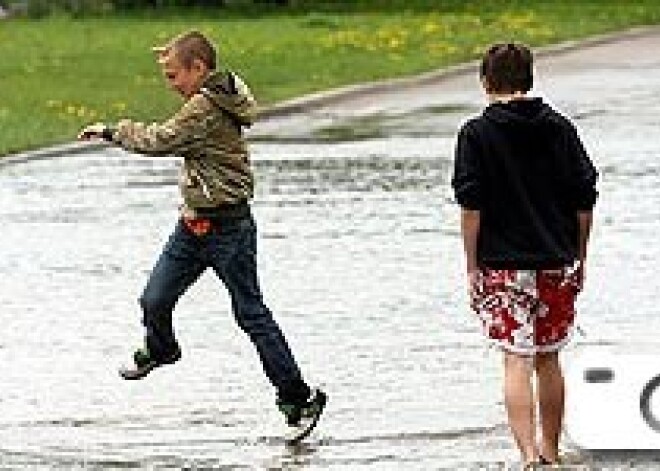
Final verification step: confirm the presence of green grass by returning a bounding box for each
[1,0,660,156]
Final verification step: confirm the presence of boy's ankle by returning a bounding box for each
[539,445,559,463]
[277,380,312,406]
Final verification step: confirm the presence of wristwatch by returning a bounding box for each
[101,125,116,142]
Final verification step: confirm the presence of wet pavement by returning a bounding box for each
[2,29,660,469]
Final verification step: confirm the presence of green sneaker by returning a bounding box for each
[277,388,327,444]
[118,346,181,380]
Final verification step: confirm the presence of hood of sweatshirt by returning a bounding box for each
[199,70,257,127]
[482,97,554,127]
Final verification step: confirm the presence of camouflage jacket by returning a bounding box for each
[111,71,257,211]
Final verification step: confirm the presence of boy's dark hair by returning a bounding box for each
[157,31,217,71]
[480,43,533,94]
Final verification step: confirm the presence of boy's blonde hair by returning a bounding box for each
[154,31,217,71]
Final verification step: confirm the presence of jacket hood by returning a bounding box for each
[199,71,257,127]
[483,97,554,127]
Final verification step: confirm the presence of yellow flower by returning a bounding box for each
[497,11,538,31]
[528,26,554,38]
[423,22,439,34]
[428,42,459,56]
[389,37,401,49]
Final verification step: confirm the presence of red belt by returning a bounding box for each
[183,217,212,236]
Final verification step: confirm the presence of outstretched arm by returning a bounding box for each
[78,94,213,156]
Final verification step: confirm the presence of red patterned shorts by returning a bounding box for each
[470,265,580,355]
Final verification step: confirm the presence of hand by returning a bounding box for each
[466,260,479,286]
[467,268,480,290]
[78,122,109,141]
[574,260,585,293]
[467,267,482,309]
[563,260,585,294]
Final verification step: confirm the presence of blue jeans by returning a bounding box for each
[139,212,310,404]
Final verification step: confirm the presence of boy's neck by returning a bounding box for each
[488,91,528,104]
[194,71,213,91]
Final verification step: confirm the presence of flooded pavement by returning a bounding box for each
[2,30,660,469]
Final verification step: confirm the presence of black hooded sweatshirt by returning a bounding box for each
[451,98,598,269]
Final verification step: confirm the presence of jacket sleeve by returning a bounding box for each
[112,95,213,156]
[567,125,598,210]
[451,123,482,210]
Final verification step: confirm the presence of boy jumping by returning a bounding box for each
[79,31,326,442]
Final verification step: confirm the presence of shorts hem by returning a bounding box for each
[486,326,575,356]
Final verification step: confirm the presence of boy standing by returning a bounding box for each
[452,43,597,467]
[79,31,326,442]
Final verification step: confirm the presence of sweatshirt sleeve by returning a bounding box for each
[112,95,213,157]
[451,123,482,210]
[567,126,598,210]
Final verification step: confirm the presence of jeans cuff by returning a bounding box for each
[278,379,311,405]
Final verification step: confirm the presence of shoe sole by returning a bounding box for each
[284,390,327,446]
[118,350,181,381]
